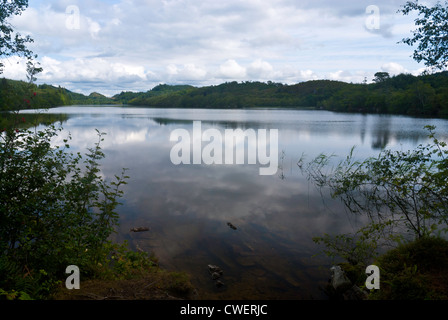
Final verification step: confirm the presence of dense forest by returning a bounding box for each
[120,71,448,118]
[0,78,118,111]
[2,70,448,118]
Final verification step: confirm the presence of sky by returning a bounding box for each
[0,0,438,96]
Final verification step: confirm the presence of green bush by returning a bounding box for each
[0,122,128,298]
[102,241,159,280]
[370,237,448,300]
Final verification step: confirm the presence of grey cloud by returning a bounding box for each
[284,0,405,16]
[242,31,301,49]
[7,0,423,95]
[364,22,394,38]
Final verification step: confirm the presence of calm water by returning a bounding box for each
[21,106,448,299]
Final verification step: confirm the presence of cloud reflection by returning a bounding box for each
[21,106,448,299]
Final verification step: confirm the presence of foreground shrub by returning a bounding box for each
[370,236,448,300]
[0,125,128,298]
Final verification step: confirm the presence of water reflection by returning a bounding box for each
[19,106,448,299]
[371,115,392,150]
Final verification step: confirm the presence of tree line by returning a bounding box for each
[2,71,448,119]
[120,71,448,118]
[0,78,118,111]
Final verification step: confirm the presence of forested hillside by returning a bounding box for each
[0,78,117,111]
[323,72,448,117]
[113,84,194,105]
[117,71,448,118]
[2,71,448,118]
[121,80,345,109]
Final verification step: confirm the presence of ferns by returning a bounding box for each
[0,257,34,299]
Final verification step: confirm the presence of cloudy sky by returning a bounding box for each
[0,0,436,96]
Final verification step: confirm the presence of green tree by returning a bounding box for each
[0,0,35,74]
[0,126,129,298]
[373,72,390,83]
[399,0,448,71]
[411,80,436,115]
[0,0,41,113]
[299,126,448,241]
[299,126,448,273]
[0,1,161,300]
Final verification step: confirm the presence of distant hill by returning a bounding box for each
[2,71,448,118]
[119,72,448,118]
[89,92,106,98]
[112,84,195,105]
[66,90,116,105]
[110,79,354,109]
[0,78,118,111]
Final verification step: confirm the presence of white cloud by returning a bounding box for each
[299,70,319,81]
[0,56,28,80]
[34,56,153,95]
[218,60,247,79]
[328,70,354,82]
[2,0,427,95]
[247,59,274,79]
[164,63,208,83]
[87,19,101,39]
[327,70,371,83]
[381,62,408,75]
